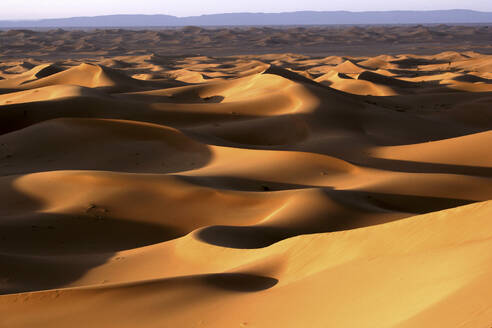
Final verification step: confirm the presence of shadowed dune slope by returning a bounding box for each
[0,51,491,328]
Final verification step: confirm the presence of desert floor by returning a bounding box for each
[1,26,492,327]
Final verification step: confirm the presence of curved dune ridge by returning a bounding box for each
[0,51,492,327]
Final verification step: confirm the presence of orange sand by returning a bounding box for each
[0,48,491,327]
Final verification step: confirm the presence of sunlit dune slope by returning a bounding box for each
[0,50,491,328]
[2,201,492,327]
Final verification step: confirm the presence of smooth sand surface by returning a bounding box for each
[0,47,492,327]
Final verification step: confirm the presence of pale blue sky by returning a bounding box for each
[1,0,492,20]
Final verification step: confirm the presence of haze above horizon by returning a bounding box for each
[1,0,492,20]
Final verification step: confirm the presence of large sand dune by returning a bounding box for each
[0,46,492,327]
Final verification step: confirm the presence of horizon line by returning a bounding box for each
[1,9,492,22]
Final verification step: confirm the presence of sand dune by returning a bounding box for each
[0,48,491,327]
[1,25,492,58]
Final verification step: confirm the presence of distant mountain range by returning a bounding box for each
[1,10,492,28]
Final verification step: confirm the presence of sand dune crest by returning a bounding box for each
[0,49,491,327]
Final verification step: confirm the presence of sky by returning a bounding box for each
[1,0,492,20]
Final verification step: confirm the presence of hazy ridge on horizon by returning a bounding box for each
[1,9,492,28]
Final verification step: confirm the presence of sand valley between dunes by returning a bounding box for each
[0,28,492,327]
